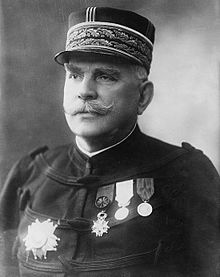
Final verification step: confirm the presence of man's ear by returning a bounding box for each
[137,81,154,115]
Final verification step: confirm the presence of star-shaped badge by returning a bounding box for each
[91,211,110,237]
[23,219,60,260]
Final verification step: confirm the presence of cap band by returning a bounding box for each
[66,22,153,70]
[67,22,153,48]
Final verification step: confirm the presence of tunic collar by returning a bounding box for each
[68,125,146,178]
[40,125,187,186]
[75,124,137,157]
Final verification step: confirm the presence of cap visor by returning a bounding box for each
[54,48,142,66]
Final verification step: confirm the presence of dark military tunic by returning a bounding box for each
[0,126,219,276]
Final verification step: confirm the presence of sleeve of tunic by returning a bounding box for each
[176,149,220,276]
[0,147,47,277]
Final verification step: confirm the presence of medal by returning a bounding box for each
[95,196,110,209]
[95,184,114,209]
[115,207,129,220]
[91,211,110,237]
[92,184,114,236]
[137,201,153,216]
[136,178,154,217]
[114,180,133,220]
[23,219,60,260]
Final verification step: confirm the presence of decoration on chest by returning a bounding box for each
[91,211,110,237]
[23,219,60,260]
[95,183,114,209]
[91,178,154,236]
[91,184,114,237]
[136,178,154,217]
[114,178,154,220]
[115,180,133,220]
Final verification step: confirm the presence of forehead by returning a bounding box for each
[66,53,134,72]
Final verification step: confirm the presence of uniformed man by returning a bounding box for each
[0,6,219,277]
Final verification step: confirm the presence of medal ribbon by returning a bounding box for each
[115,180,133,207]
[136,178,154,202]
[95,184,114,209]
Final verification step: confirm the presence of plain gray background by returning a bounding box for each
[0,0,219,185]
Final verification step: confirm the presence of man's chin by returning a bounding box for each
[68,124,108,138]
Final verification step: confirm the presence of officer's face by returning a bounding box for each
[63,54,151,140]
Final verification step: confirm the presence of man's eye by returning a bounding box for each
[97,75,116,82]
[68,73,82,80]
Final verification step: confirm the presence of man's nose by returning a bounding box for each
[77,77,98,100]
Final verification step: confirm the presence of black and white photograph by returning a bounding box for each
[0,1,219,276]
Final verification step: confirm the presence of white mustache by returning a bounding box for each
[63,100,114,116]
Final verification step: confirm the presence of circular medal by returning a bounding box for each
[115,207,129,220]
[137,202,153,217]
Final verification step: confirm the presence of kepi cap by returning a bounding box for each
[54,7,155,74]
